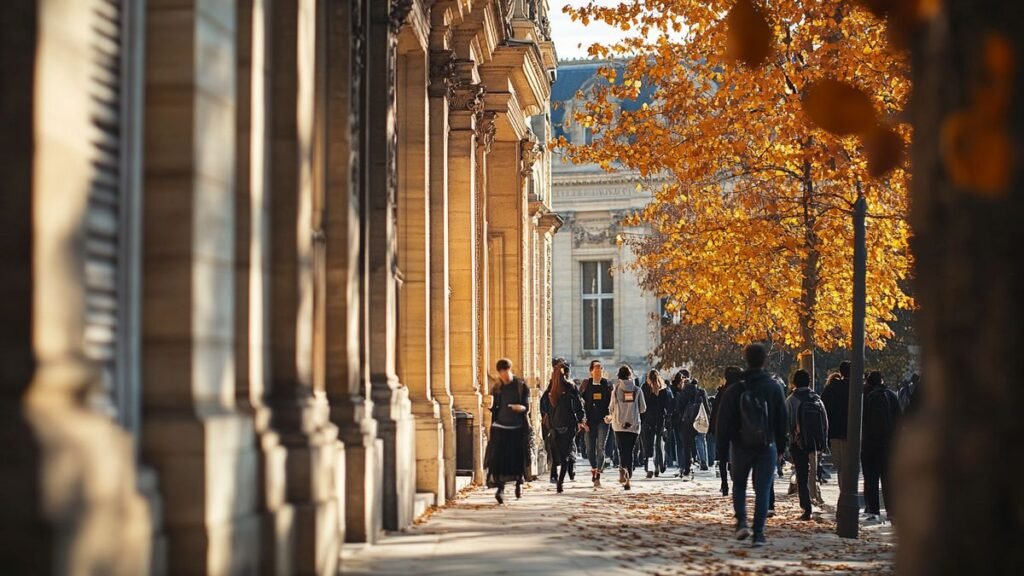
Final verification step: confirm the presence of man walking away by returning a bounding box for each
[581,360,613,487]
[785,369,829,520]
[898,373,920,414]
[716,343,788,548]
[712,366,743,496]
[862,371,901,522]
[821,363,851,494]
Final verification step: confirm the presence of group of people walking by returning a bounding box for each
[482,346,920,547]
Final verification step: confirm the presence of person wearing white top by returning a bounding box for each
[606,365,647,490]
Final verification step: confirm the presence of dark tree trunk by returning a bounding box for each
[799,162,820,377]
[895,2,1024,573]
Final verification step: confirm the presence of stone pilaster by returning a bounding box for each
[428,47,458,500]
[447,63,486,483]
[142,1,267,573]
[263,0,342,572]
[365,0,416,532]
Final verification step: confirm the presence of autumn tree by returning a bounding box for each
[559,0,915,367]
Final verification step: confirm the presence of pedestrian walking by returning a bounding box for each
[668,371,689,477]
[580,360,613,487]
[862,371,900,522]
[641,370,673,478]
[607,365,647,490]
[712,366,743,496]
[691,378,711,470]
[898,373,920,414]
[716,343,788,548]
[675,372,711,477]
[821,363,852,495]
[541,359,585,493]
[785,369,829,520]
[484,358,531,504]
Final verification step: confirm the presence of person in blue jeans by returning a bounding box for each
[715,343,788,547]
[580,360,613,487]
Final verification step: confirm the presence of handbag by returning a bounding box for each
[693,402,710,434]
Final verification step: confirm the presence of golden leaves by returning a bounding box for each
[803,80,878,137]
[941,33,1016,197]
[726,0,773,67]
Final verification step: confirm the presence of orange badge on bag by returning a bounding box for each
[623,391,635,403]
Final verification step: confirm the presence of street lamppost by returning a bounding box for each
[837,193,867,539]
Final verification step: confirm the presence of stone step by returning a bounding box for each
[454,475,474,493]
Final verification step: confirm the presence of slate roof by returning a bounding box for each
[551,59,657,140]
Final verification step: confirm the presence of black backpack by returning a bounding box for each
[797,392,828,451]
[739,383,772,448]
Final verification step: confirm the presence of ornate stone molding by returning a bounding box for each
[520,136,542,179]
[449,81,485,114]
[389,0,414,32]
[539,212,565,234]
[476,110,498,152]
[428,49,457,99]
[571,218,619,248]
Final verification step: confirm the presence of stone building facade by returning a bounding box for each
[0,0,559,574]
[550,60,661,377]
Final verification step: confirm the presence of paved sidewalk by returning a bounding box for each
[341,461,895,575]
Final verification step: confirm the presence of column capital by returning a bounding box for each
[449,80,485,114]
[539,212,565,234]
[519,135,541,179]
[428,49,457,98]
[389,0,415,32]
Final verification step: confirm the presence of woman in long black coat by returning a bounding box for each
[641,370,673,478]
[541,359,586,493]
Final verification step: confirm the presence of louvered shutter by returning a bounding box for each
[84,0,125,420]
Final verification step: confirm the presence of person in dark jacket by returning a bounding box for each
[785,369,829,520]
[716,343,788,548]
[541,359,586,493]
[862,371,900,522]
[641,370,673,478]
[667,371,688,476]
[821,362,851,493]
[580,359,613,487]
[485,358,531,504]
[675,373,711,477]
[711,366,743,495]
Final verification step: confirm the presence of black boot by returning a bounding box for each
[515,481,522,500]
[495,484,505,505]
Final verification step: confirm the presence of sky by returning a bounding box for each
[548,1,629,61]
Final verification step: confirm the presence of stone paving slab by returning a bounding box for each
[340,461,895,575]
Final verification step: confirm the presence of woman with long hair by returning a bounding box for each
[541,359,585,493]
[484,358,531,504]
[641,369,673,478]
[607,365,647,490]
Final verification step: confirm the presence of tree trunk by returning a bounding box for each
[799,163,820,379]
[895,2,1024,573]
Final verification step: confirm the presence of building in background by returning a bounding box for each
[550,59,661,379]
[0,1,559,573]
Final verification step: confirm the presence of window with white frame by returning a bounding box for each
[582,261,614,352]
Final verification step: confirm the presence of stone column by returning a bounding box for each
[428,48,458,500]
[396,16,445,506]
[366,0,416,532]
[447,63,485,483]
[142,1,266,573]
[264,0,341,572]
[0,1,151,572]
[235,0,297,572]
[475,110,497,436]
[324,0,381,545]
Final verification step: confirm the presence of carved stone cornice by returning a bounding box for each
[428,49,457,98]
[539,212,565,234]
[449,81,485,114]
[519,136,542,179]
[389,0,415,31]
[476,110,498,152]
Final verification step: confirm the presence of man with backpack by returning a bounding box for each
[862,371,901,522]
[715,344,788,547]
[785,369,829,520]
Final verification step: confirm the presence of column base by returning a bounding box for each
[331,398,381,544]
[141,409,262,575]
[371,381,416,531]
[411,401,445,504]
